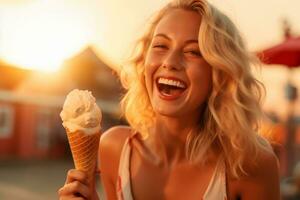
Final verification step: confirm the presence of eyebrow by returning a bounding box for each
[154,33,199,45]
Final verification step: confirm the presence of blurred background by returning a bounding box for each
[0,0,299,199]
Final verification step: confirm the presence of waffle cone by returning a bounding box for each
[66,129,100,187]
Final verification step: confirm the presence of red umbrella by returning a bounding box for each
[257,35,300,176]
[258,36,300,67]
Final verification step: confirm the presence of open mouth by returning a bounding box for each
[156,77,187,98]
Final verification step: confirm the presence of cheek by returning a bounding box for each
[201,70,212,92]
[145,52,159,69]
[203,68,212,89]
[189,64,212,94]
[144,58,155,94]
[144,53,161,84]
[144,71,152,94]
[144,48,165,67]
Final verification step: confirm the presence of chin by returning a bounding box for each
[153,106,186,118]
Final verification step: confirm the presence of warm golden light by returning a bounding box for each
[0,1,94,72]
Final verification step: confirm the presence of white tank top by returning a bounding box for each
[116,136,228,200]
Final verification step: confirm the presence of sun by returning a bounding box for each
[0,1,94,72]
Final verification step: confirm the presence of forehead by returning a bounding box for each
[153,9,202,40]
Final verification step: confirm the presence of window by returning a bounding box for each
[0,105,14,138]
[36,109,52,149]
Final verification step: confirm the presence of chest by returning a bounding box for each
[129,149,216,200]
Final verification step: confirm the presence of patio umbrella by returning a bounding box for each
[258,36,300,67]
[257,35,300,176]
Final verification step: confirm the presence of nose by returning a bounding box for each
[162,50,184,71]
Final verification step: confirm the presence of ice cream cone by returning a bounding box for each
[66,129,100,188]
[60,89,102,191]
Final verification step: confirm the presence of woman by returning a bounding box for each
[58,0,280,199]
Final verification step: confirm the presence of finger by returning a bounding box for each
[65,169,88,185]
[58,182,90,199]
[69,196,87,200]
[73,197,86,200]
[59,181,90,199]
[58,195,86,200]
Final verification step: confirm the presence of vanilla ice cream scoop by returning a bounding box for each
[60,89,102,135]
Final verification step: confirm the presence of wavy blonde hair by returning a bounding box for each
[120,0,271,178]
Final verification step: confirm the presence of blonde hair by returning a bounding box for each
[120,0,271,178]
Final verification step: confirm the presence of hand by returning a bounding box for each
[58,169,99,200]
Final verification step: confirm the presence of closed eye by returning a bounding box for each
[153,45,168,49]
[185,50,202,57]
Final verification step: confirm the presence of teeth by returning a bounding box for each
[158,78,186,89]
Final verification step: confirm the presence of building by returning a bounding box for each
[0,47,124,159]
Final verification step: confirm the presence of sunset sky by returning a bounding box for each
[0,0,299,69]
[0,0,299,117]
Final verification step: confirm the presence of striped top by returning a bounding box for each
[116,136,227,200]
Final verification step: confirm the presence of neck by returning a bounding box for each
[148,115,201,168]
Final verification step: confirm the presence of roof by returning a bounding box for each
[0,46,123,115]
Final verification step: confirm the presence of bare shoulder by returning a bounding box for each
[235,141,280,200]
[247,137,280,177]
[100,125,132,150]
[97,126,133,199]
[98,126,132,180]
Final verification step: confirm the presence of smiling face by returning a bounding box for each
[144,9,212,119]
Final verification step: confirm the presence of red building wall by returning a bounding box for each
[17,104,39,158]
[0,101,17,158]
[0,101,67,159]
[16,104,67,159]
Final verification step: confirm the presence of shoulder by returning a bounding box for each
[98,126,133,181]
[248,136,279,179]
[247,146,279,179]
[100,125,132,149]
[233,143,280,199]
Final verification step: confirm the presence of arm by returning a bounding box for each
[239,149,280,200]
[98,126,132,200]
